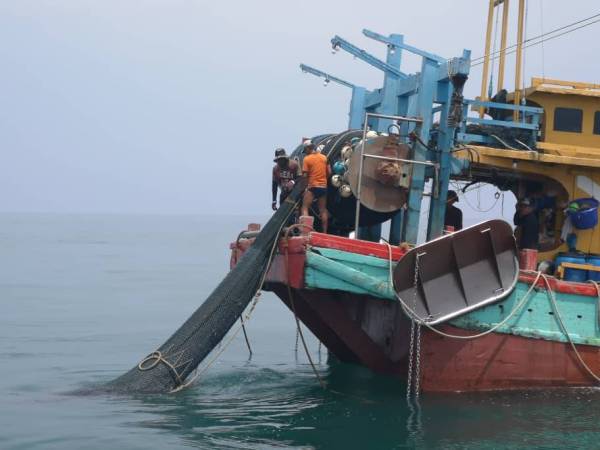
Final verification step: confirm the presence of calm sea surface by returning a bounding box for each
[2,213,600,449]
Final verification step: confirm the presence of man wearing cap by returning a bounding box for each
[272,148,299,211]
[514,197,539,249]
[444,190,463,231]
[301,140,331,234]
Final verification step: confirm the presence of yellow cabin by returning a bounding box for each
[458,79,600,264]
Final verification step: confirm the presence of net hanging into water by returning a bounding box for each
[105,178,307,393]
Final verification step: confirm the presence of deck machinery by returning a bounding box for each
[231,4,600,392]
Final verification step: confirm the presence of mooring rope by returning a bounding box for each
[542,275,600,384]
[383,242,543,340]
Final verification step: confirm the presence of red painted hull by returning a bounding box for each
[421,325,600,392]
[230,228,600,392]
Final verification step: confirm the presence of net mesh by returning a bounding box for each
[105,178,307,393]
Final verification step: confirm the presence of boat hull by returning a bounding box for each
[231,229,600,392]
[421,324,600,392]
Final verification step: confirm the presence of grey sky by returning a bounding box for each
[1,0,599,215]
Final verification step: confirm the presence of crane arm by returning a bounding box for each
[299,63,356,89]
[330,35,407,79]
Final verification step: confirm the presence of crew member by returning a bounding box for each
[514,198,539,249]
[444,190,463,231]
[272,148,299,210]
[301,141,330,234]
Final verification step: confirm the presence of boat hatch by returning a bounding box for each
[393,219,519,325]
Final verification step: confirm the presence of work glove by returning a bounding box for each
[271,201,278,211]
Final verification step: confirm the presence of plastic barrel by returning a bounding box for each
[555,252,588,282]
[586,254,600,282]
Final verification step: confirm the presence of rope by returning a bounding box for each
[470,12,600,64]
[166,198,301,393]
[387,233,543,338]
[240,316,253,356]
[138,351,184,386]
[389,256,600,384]
[541,275,600,384]
[461,189,500,213]
[451,181,501,213]
[283,226,327,389]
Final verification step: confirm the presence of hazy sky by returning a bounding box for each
[2,0,599,215]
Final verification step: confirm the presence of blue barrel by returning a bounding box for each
[586,254,600,282]
[555,252,588,282]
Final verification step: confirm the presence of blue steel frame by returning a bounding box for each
[300,30,473,244]
[457,99,544,147]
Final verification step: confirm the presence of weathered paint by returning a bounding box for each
[305,249,394,299]
[303,244,600,347]
[421,324,600,392]
[232,232,600,348]
[309,233,406,260]
[230,230,600,391]
[451,281,600,347]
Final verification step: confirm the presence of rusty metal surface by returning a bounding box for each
[393,219,519,325]
[346,136,409,213]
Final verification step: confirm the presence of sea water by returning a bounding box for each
[2,213,599,450]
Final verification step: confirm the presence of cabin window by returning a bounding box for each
[553,107,582,133]
[594,111,600,135]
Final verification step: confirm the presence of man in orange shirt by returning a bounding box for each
[301,141,331,234]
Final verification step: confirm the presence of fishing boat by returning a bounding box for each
[230,1,600,393]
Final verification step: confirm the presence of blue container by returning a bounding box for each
[568,197,599,230]
[586,254,600,282]
[555,252,588,282]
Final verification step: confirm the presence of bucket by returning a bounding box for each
[567,198,599,230]
[586,254,600,282]
[519,249,538,271]
[555,252,588,282]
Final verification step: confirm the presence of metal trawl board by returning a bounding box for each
[393,220,519,325]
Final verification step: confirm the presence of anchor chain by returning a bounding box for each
[406,252,423,400]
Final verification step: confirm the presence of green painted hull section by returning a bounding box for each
[305,247,394,299]
[451,282,600,346]
[304,246,600,347]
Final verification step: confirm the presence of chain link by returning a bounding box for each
[414,321,422,398]
[406,319,416,400]
[406,252,423,400]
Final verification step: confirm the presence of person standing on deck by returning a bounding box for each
[271,148,299,211]
[444,190,463,231]
[301,141,330,234]
[514,198,539,249]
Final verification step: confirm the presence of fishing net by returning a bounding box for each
[105,178,307,393]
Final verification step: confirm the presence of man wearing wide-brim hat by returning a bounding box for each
[272,148,299,211]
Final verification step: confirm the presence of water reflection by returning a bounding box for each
[120,360,600,450]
